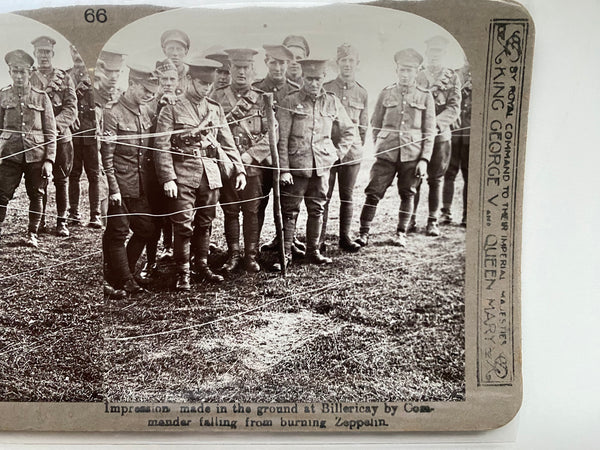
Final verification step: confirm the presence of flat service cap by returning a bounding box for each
[394,48,424,67]
[128,63,160,93]
[205,50,231,72]
[263,44,294,61]
[224,48,259,65]
[98,48,126,71]
[161,29,191,49]
[283,35,310,57]
[187,56,222,82]
[31,36,56,51]
[5,49,34,68]
[298,58,329,77]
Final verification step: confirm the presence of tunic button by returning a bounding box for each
[343,97,346,100]
[21,133,25,137]
[273,88,277,92]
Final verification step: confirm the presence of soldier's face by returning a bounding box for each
[287,47,306,78]
[231,62,254,86]
[337,56,358,79]
[189,77,213,98]
[97,65,122,91]
[163,42,188,67]
[265,56,287,81]
[130,81,155,104]
[396,64,418,86]
[34,48,53,69]
[303,73,326,96]
[159,73,178,94]
[9,66,30,88]
[216,70,231,88]
[425,46,446,66]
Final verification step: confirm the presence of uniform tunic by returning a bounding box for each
[153,93,245,268]
[0,84,57,231]
[211,84,271,251]
[360,82,436,234]
[413,67,461,224]
[276,86,356,254]
[101,94,156,286]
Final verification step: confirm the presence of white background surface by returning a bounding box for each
[0,0,599,448]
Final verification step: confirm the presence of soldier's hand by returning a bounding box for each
[281,173,293,186]
[234,173,247,191]
[41,161,53,179]
[415,160,428,179]
[160,93,179,106]
[163,180,178,198]
[72,117,81,131]
[109,193,122,207]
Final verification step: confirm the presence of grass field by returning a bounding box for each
[0,162,465,403]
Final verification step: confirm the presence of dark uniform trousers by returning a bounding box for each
[142,153,172,263]
[413,139,451,224]
[360,158,420,234]
[69,138,100,219]
[443,134,469,222]
[104,196,155,288]
[43,140,73,223]
[221,173,263,252]
[0,160,46,232]
[322,162,361,241]
[281,172,329,255]
[170,173,219,271]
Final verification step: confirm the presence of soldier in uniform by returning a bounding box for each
[251,44,301,254]
[67,45,103,229]
[0,50,56,247]
[442,61,471,227]
[282,35,310,89]
[160,29,191,95]
[30,36,78,237]
[277,58,356,270]
[137,59,180,282]
[154,57,247,290]
[101,64,159,295]
[355,49,435,248]
[205,48,231,93]
[412,35,461,237]
[320,43,368,253]
[95,49,127,298]
[210,48,273,273]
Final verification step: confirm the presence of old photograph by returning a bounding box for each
[96,4,469,404]
[0,0,533,433]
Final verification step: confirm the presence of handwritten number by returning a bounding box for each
[84,8,107,23]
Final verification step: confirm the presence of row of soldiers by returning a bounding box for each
[0,30,471,297]
[0,36,103,249]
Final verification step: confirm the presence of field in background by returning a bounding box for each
[0,162,465,402]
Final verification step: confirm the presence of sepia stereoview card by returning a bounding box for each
[0,0,533,432]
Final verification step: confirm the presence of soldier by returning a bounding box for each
[210,48,273,274]
[101,64,158,295]
[355,49,435,248]
[95,49,127,298]
[412,35,461,236]
[30,36,78,237]
[160,29,191,95]
[205,48,232,93]
[154,57,247,290]
[277,58,356,270]
[252,44,301,254]
[282,35,310,89]
[442,61,471,227]
[137,59,180,282]
[95,48,125,109]
[0,50,56,247]
[67,45,103,229]
[320,43,368,253]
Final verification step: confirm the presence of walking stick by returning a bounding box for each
[264,93,286,276]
